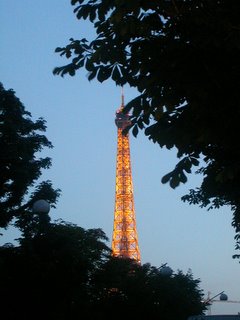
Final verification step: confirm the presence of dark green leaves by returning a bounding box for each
[76,4,92,20]
[161,170,187,189]
[112,65,121,82]
[53,64,77,77]
[161,156,199,189]
[132,124,139,137]
[0,228,205,319]
[0,83,60,228]
[88,68,97,81]
[97,66,112,82]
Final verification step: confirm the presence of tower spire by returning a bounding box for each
[121,86,124,110]
[111,93,141,263]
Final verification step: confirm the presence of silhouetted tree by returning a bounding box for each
[0,222,205,320]
[54,0,240,258]
[0,220,110,320]
[91,257,206,320]
[0,82,60,229]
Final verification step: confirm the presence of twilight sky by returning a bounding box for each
[1,0,239,314]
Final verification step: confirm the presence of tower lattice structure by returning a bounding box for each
[111,95,141,263]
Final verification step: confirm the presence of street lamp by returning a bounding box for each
[159,263,173,276]
[32,199,50,214]
[32,199,51,234]
[205,291,228,315]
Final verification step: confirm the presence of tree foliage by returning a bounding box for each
[0,82,60,228]
[92,258,206,320]
[0,220,110,320]
[0,220,205,319]
[54,0,240,256]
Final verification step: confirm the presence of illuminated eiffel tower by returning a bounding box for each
[111,93,141,263]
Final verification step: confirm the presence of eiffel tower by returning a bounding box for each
[111,93,141,263]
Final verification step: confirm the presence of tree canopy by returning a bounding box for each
[0,220,110,320]
[0,82,60,229]
[92,257,206,320]
[53,0,240,258]
[0,220,206,320]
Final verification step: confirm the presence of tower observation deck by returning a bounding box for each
[111,95,141,263]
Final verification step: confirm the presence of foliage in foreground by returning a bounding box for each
[54,0,240,258]
[0,220,206,320]
[0,82,60,229]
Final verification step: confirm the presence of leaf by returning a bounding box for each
[112,66,121,81]
[180,172,187,183]
[183,159,192,173]
[132,125,139,137]
[73,5,81,14]
[65,49,72,58]
[137,118,144,130]
[191,157,199,166]
[85,59,94,71]
[125,95,142,113]
[72,56,82,65]
[88,68,98,81]
[71,0,83,5]
[55,47,64,53]
[77,5,91,20]
[161,172,172,184]
[77,58,84,68]
[68,68,76,77]
[142,114,150,125]
[154,107,163,121]
[97,66,112,82]
[53,66,66,77]
[89,8,96,22]
[169,176,180,189]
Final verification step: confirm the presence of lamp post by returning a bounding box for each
[32,199,50,214]
[205,291,240,315]
[32,199,50,235]
[159,263,173,276]
[205,291,228,315]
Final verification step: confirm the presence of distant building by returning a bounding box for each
[188,315,240,320]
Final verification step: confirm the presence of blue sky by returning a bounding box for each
[1,1,239,314]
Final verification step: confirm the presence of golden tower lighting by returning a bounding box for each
[111,94,141,263]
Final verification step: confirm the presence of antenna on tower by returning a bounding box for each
[121,86,124,109]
